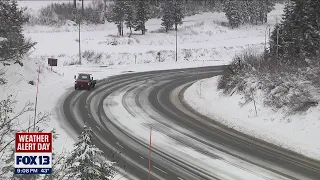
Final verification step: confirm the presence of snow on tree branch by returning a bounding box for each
[65,123,116,180]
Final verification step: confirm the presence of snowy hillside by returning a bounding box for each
[183,1,320,161]
[184,76,320,160]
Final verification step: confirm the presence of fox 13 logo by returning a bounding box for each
[16,155,50,166]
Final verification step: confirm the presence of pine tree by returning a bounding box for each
[269,2,293,61]
[251,1,261,24]
[124,1,135,37]
[134,0,151,35]
[223,1,241,28]
[109,0,126,36]
[264,0,276,23]
[161,0,175,32]
[173,0,184,31]
[223,0,275,27]
[269,0,320,65]
[0,1,36,61]
[65,124,115,180]
[92,0,105,23]
[299,0,320,58]
[161,0,184,32]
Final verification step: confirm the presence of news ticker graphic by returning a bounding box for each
[14,132,52,174]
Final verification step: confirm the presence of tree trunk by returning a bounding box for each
[129,26,132,37]
[121,22,124,36]
[117,24,121,35]
[141,23,145,35]
[264,13,268,23]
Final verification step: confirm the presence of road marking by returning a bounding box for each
[87,113,91,118]
[116,142,123,148]
[96,126,100,131]
[177,177,184,180]
[153,166,167,174]
[140,156,144,159]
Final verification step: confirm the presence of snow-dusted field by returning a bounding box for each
[19,2,285,67]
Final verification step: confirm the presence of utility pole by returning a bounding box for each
[78,0,84,65]
[264,25,270,51]
[275,16,279,62]
[175,1,178,62]
[175,24,177,62]
[265,0,268,23]
[276,27,279,60]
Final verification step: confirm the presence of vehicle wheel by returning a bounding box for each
[87,87,91,91]
[75,85,77,90]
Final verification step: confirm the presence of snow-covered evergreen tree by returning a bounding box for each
[124,1,135,37]
[223,1,241,28]
[65,124,116,180]
[108,0,126,36]
[223,0,275,27]
[0,0,36,61]
[134,0,151,35]
[262,0,276,23]
[161,0,184,32]
[269,0,320,64]
[299,0,320,59]
[161,0,175,32]
[91,0,105,23]
[173,0,184,31]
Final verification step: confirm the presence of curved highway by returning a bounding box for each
[60,66,320,180]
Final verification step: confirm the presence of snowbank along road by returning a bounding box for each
[60,66,320,180]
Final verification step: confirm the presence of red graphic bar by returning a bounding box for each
[15,132,52,153]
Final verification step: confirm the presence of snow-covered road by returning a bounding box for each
[61,66,319,180]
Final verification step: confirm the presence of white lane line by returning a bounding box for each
[153,166,167,174]
[96,126,100,131]
[140,156,144,159]
[177,177,184,180]
[116,142,123,148]
[87,113,91,118]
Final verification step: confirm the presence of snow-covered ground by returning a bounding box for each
[101,80,307,180]
[0,60,222,179]
[0,1,292,179]
[0,37,7,42]
[184,76,320,160]
[20,2,285,66]
[0,60,223,150]
[3,1,284,150]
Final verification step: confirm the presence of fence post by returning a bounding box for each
[135,54,137,64]
[251,89,258,116]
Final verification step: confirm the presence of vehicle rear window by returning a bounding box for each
[78,75,89,80]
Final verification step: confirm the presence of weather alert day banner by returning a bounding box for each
[14,132,52,174]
